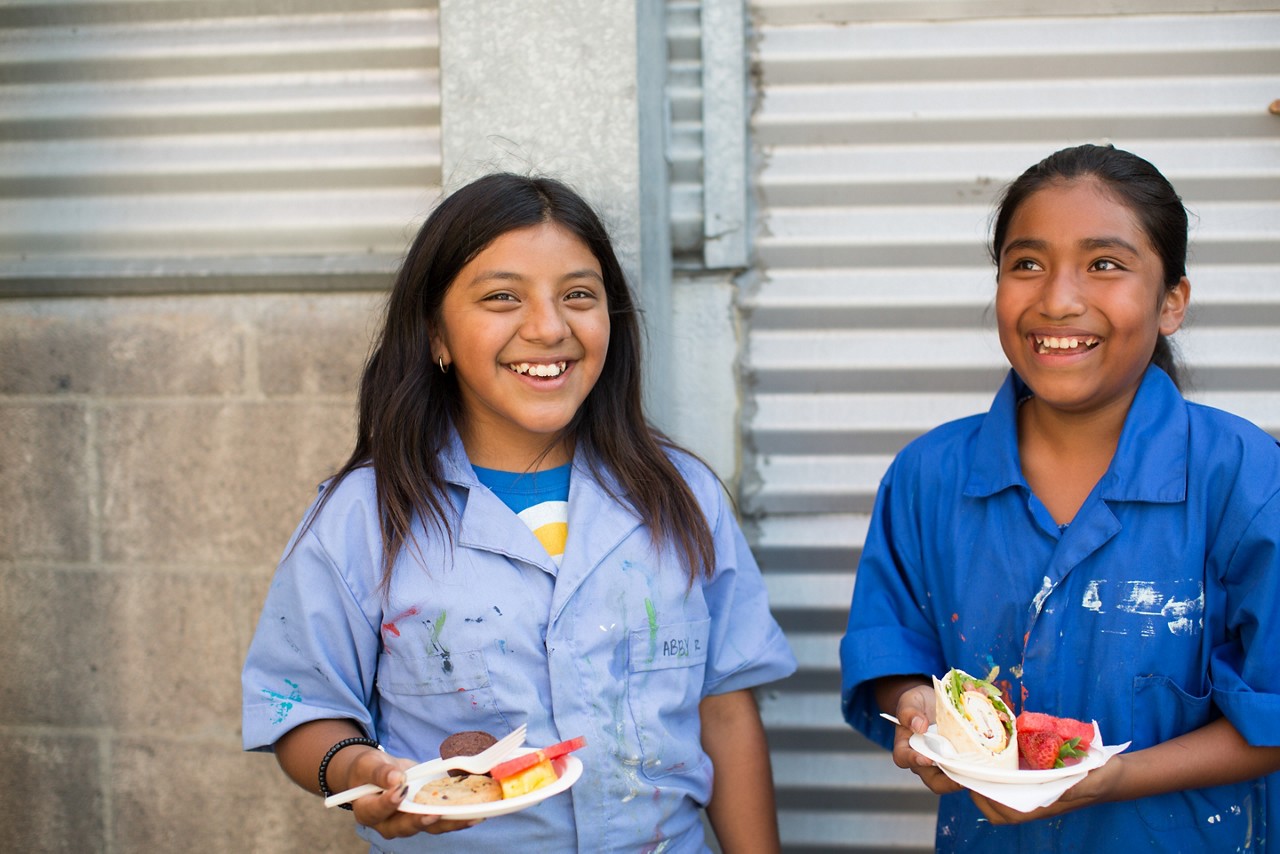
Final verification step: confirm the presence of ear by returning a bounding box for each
[1159,276,1190,336]
[429,326,450,366]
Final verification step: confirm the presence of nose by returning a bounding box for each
[521,295,570,343]
[1039,266,1086,319]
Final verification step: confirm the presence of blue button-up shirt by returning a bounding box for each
[243,430,795,853]
[841,366,1280,852]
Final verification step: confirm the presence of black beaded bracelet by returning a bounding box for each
[318,736,380,810]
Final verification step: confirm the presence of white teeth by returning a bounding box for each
[509,361,567,377]
[1035,335,1097,353]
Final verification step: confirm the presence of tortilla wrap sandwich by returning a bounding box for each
[932,667,1018,769]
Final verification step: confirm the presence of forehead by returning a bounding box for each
[1005,178,1151,247]
[469,222,599,268]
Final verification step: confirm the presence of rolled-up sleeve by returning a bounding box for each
[1212,489,1280,747]
[840,466,947,750]
[697,472,797,697]
[242,489,384,751]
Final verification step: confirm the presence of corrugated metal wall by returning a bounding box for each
[668,1,707,263]
[0,0,441,297]
[669,0,752,270]
[745,5,1280,851]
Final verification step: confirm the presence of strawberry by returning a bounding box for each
[1018,730,1065,770]
[1018,730,1089,770]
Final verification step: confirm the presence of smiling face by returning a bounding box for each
[431,221,610,470]
[995,178,1189,421]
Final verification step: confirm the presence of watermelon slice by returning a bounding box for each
[1016,711,1095,751]
[488,735,587,780]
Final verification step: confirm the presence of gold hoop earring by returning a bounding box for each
[438,356,449,374]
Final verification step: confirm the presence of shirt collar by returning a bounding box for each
[1100,365,1188,503]
[963,371,1026,498]
[438,424,481,488]
[964,365,1188,504]
[437,423,608,490]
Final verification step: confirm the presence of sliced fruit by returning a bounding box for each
[497,758,559,798]
[488,735,586,781]
[1018,730,1065,770]
[1016,711,1094,751]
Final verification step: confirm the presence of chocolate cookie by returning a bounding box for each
[439,730,497,776]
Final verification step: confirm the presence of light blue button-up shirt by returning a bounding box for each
[244,429,796,853]
[841,366,1280,852]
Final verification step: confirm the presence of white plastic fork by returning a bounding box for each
[324,723,528,808]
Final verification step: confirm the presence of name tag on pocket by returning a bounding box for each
[629,618,710,672]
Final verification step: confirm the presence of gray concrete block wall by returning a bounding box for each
[1,292,381,853]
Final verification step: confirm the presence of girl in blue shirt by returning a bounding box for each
[841,144,1280,851]
[242,173,795,852]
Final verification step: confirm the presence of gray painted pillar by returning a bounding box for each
[438,0,673,428]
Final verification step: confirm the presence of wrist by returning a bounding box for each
[318,736,381,807]
[875,674,930,715]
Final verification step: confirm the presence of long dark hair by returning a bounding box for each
[312,172,715,588]
[990,143,1188,388]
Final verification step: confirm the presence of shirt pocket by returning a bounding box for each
[626,618,711,781]
[1131,674,1251,834]
[376,649,510,732]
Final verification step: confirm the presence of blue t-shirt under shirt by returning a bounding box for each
[472,463,570,566]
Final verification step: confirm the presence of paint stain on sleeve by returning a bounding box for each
[261,678,303,725]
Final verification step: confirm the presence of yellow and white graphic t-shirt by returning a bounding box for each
[472,463,570,567]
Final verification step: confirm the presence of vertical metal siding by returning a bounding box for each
[668,0,753,270]
[747,7,1280,851]
[0,0,441,296]
[668,0,708,263]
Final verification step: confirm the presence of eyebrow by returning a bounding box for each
[1001,236,1143,257]
[465,268,604,286]
[1079,236,1142,255]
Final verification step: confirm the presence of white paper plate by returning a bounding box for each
[910,723,1107,785]
[398,750,583,819]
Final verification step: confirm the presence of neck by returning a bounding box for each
[460,430,574,472]
[1017,394,1130,459]
[1015,394,1133,525]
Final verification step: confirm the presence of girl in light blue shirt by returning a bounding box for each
[243,173,795,853]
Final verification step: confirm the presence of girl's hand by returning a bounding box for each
[345,749,483,838]
[887,684,963,796]
[271,720,484,837]
[968,752,1124,825]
